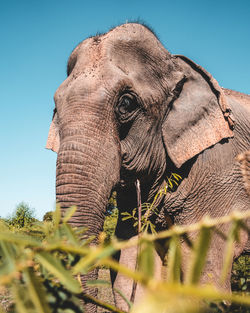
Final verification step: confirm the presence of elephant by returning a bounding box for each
[237,151,250,195]
[46,23,250,312]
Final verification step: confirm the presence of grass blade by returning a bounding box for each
[12,284,29,313]
[166,235,181,283]
[220,219,240,283]
[138,240,154,279]
[36,251,81,293]
[87,279,133,309]
[73,245,116,274]
[62,206,77,224]
[59,223,80,246]
[53,203,61,230]
[23,267,52,313]
[0,233,40,247]
[186,222,211,284]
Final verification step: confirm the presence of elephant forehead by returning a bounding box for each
[67,37,97,73]
[70,46,104,76]
[60,23,174,111]
[102,23,163,51]
[70,23,169,76]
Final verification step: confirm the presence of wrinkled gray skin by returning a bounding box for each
[47,23,250,312]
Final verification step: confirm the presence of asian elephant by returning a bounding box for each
[46,23,250,312]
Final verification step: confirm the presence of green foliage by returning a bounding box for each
[121,173,182,234]
[166,235,181,283]
[0,207,84,313]
[103,192,119,244]
[5,202,36,229]
[106,191,118,215]
[103,208,118,244]
[0,206,249,313]
[43,211,53,222]
[186,222,212,285]
[232,253,250,292]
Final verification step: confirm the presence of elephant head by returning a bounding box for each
[47,23,233,222]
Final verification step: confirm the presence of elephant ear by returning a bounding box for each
[162,55,234,168]
[46,109,60,153]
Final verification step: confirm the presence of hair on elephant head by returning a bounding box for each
[47,23,249,312]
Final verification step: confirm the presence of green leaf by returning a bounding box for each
[0,241,16,274]
[173,179,179,186]
[36,251,81,293]
[220,219,240,283]
[167,178,173,189]
[138,240,154,278]
[148,221,156,232]
[130,288,200,313]
[60,223,80,246]
[167,235,181,283]
[23,267,52,313]
[12,284,29,313]
[121,212,131,216]
[73,245,116,274]
[87,279,111,286]
[0,232,40,247]
[53,203,61,230]
[121,216,133,221]
[186,224,211,284]
[87,279,133,309]
[172,173,182,180]
[62,206,77,224]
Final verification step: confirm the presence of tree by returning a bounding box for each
[43,211,53,222]
[6,202,35,228]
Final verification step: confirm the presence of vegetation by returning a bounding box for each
[103,192,118,244]
[4,202,36,229]
[43,212,53,222]
[0,203,249,313]
[103,208,118,244]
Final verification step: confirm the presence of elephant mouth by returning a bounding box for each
[119,166,139,188]
[118,177,136,189]
[118,166,152,190]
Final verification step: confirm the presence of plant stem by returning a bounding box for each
[136,180,142,235]
[130,179,142,303]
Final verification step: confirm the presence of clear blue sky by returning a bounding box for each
[1,0,249,220]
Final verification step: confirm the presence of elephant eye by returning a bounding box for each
[117,95,138,115]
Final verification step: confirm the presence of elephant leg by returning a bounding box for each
[112,236,163,311]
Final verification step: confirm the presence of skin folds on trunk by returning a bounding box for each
[56,149,108,236]
[56,122,120,312]
[56,113,120,231]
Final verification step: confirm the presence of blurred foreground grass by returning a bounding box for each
[0,205,249,313]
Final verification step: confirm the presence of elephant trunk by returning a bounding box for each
[56,120,120,236]
[56,152,107,237]
[56,149,108,236]
[56,120,120,312]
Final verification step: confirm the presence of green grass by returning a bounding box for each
[0,206,249,313]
